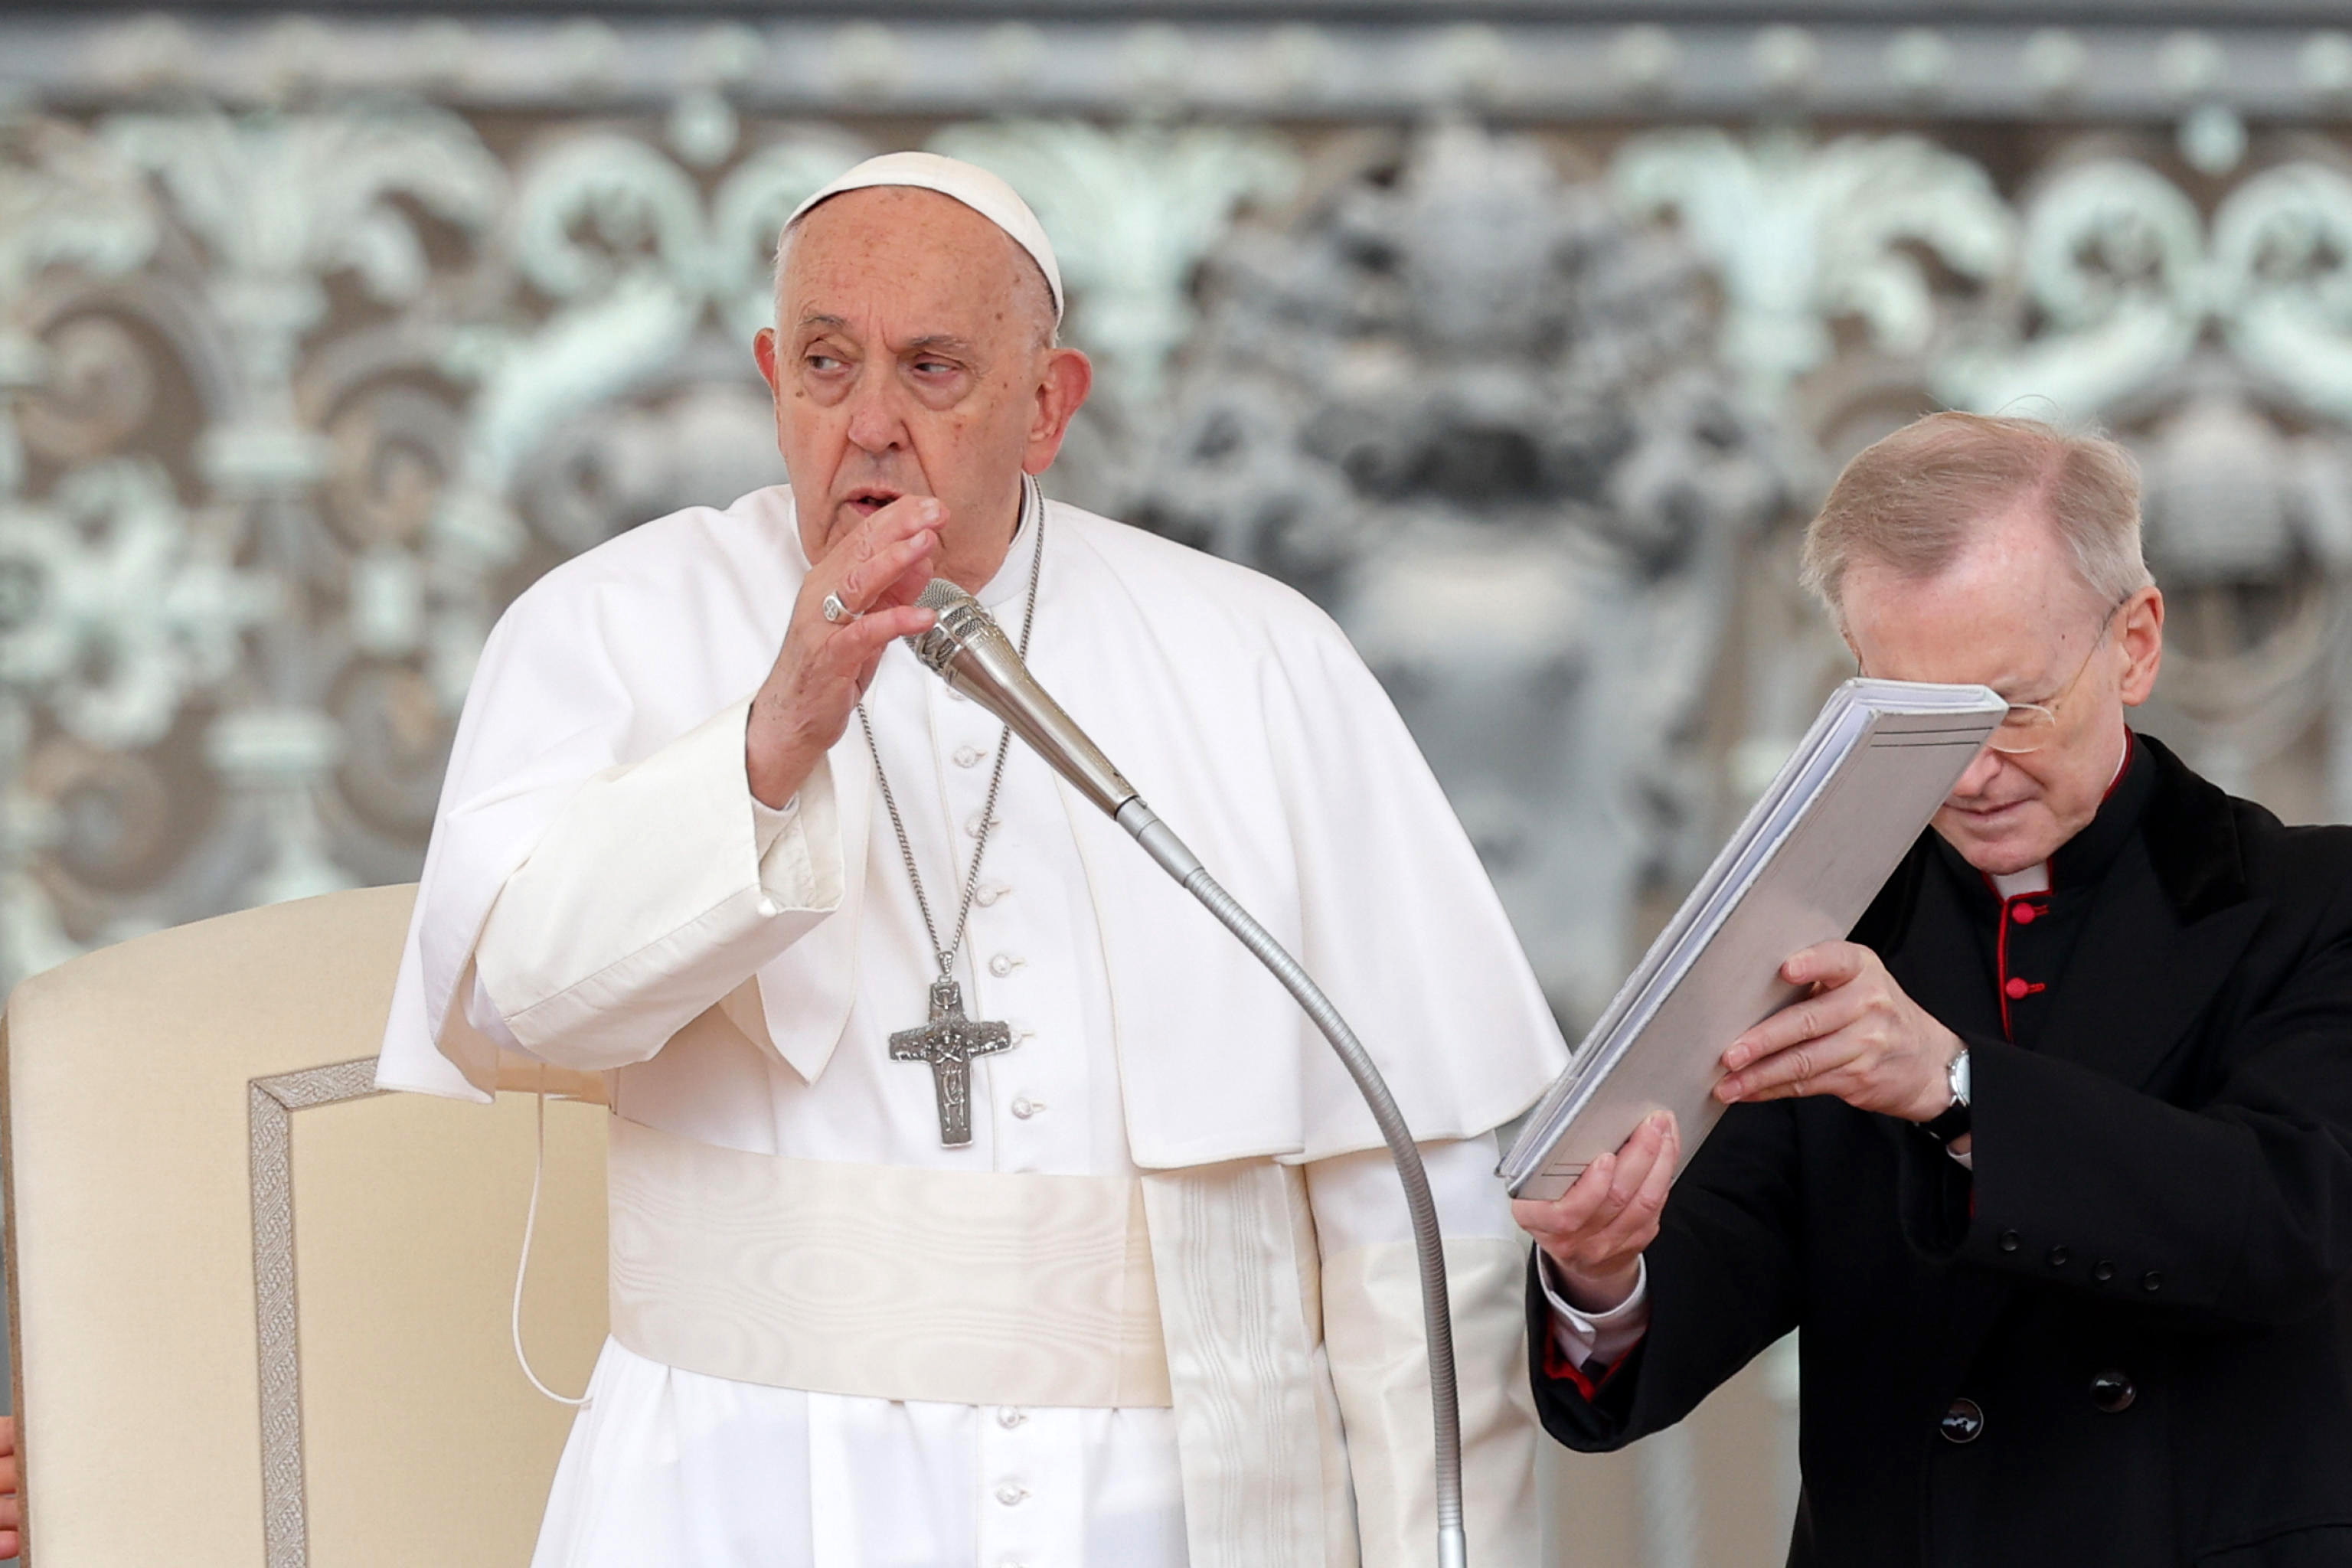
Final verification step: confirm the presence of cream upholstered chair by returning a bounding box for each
[1,884,608,1566]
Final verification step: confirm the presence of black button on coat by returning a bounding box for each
[1527,736,2352,1567]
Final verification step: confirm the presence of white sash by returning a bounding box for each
[605,1116,1171,1408]
[605,1119,1410,1566]
[1140,1161,1361,1568]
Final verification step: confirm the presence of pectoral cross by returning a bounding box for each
[890,978,1014,1147]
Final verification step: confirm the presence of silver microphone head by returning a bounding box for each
[909,579,1009,682]
[916,578,975,615]
[900,577,1138,816]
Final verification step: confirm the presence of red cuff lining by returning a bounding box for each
[1544,1327,1643,1399]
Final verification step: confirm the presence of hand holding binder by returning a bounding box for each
[1511,1110,1679,1315]
[1713,939,1965,1119]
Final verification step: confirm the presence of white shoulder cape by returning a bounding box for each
[375,485,1566,1168]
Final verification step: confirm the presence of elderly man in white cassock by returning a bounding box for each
[374,152,1566,1567]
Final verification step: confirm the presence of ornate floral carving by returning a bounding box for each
[0,114,158,498]
[0,82,2347,1022]
[0,458,270,750]
[1615,127,2014,405]
[1138,122,1788,1025]
[1931,148,2352,811]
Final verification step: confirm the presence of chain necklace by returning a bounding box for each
[858,475,1044,1146]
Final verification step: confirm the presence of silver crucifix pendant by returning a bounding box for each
[889,978,1014,1147]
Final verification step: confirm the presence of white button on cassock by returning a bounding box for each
[997,1407,1027,1429]
[995,1485,1028,1507]
[954,745,984,768]
[1011,1096,1041,1119]
[989,953,1020,977]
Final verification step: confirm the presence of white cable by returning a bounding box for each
[511,1070,592,1408]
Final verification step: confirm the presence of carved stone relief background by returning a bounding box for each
[5,6,2350,1565]
[1136,118,1788,1028]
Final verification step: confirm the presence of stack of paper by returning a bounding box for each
[1501,679,2008,1201]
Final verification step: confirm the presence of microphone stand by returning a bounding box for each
[1118,798,1470,1568]
[910,582,1471,1568]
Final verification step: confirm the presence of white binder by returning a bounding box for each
[1501,679,2008,1201]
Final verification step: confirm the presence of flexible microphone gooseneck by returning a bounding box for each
[910,579,1471,1568]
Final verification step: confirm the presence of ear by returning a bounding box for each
[2117,583,2164,707]
[753,326,782,394]
[1021,347,1094,476]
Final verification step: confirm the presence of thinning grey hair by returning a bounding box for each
[1799,411,2154,622]
[769,199,1060,349]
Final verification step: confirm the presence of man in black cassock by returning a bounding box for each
[1514,411,2352,1568]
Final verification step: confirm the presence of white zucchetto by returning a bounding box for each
[784,151,1064,322]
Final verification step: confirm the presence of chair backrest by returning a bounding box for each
[2,884,608,1566]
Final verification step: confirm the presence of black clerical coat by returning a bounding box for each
[1528,734,2352,1567]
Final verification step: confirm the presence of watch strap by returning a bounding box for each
[1921,1097,1973,1145]
[1922,1047,1971,1145]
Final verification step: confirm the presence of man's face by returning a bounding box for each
[753,187,1088,587]
[1841,500,2164,876]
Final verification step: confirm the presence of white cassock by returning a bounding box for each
[374,482,1570,1568]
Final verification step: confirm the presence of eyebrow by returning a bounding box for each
[793,318,981,359]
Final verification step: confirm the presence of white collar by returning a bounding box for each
[1990,863,2050,898]
[975,475,1043,612]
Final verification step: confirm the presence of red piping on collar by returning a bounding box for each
[2102,729,2136,804]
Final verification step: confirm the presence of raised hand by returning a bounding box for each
[747,496,944,808]
[1715,941,1962,1123]
[1511,1112,1679,1314]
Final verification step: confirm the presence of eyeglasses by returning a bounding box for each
[1857,596,2129,756]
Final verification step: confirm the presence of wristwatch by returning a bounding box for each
[1922,1047,1971,1145]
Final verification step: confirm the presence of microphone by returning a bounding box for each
[910,580,1138,818]
[903,577,1474,1568]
